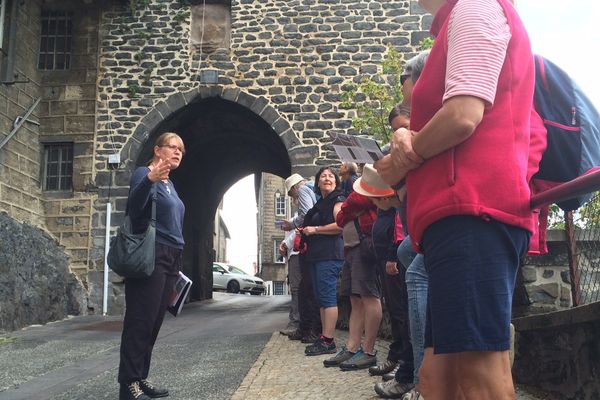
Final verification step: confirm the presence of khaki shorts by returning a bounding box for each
[340,245,381,298]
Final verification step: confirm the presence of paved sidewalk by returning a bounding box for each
[232,330,553,400]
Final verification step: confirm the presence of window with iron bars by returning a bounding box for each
[43,143,73,191]
[38,10,73,70]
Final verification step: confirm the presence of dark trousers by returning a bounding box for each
[298,254,321,334]
[378,261,413,364]
[118,242,181,384]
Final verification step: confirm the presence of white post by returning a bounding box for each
[103,202,112,316]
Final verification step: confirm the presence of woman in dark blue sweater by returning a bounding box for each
[118,132,185,400]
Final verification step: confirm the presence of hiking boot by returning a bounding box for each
[401,388,424,400]
[287,329,304,341]
[382,364,400,381]
[369,359,398,376]
[339,349,377,371]
[139,379,169,398]
[323,346,356,367]
[374,380,414,399]
[305,336,337,356]
[300,331,319,343]
[383,360,414,383]
[119,381,152,400]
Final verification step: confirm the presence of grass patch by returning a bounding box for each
[0,336,17,346]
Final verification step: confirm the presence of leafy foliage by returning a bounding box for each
[340,39,435,144]
[340,45,404,144]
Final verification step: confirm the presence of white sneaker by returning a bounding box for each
[401,388,423,400]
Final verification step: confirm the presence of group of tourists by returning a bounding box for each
[278,0,542,399]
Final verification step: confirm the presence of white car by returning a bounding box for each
[212,262,265,295]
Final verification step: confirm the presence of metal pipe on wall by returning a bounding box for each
[103,202,112,315]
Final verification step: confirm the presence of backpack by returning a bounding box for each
[532,55,600,211]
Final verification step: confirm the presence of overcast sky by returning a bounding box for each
[221,0,600,275]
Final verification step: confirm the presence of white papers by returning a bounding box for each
[168,271,192,317]
[329,132,384,163]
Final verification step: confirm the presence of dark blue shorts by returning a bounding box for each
[311,260,344,308]
[422,215,529,354]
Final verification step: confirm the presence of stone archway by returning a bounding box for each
[119,87,305,301]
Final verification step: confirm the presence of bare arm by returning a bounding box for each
[301,202,344,236]
[375,95,485,185]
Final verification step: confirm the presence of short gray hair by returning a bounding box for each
[341,162,358,175]
[404,50,430,84]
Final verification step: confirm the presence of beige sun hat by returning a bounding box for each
[352,164,395,198]
[284,173,304,195]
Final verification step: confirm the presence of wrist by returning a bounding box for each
[410,131,425,164]
[315,226,320,234]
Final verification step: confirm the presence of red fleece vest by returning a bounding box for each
[407,0,536,250]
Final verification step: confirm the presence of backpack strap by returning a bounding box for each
[535,54,549,92]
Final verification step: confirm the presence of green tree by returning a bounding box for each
[340,40,434,144]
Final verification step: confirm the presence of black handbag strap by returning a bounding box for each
[354,218,366,240]
[150,183,157,226]
[125,182,157,223]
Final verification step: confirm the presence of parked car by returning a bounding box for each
[212,262,265,295]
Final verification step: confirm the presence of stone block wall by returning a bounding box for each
[0,0,44,226]
[513,302,600,400]
[38,2,101,277]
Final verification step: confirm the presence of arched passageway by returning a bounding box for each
[133,95,292,301]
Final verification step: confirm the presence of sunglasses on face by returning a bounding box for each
[400,75,410,85]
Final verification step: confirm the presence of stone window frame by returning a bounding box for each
[42,142,73,192]
[274,191,286,217]
[38,10,73,70]
[273,238,285,264]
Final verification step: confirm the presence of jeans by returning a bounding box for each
[397,236,428,384]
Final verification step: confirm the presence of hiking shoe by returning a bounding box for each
[323,346,356,367]
[382,364,400,381]
[383,360,414,383]
[339,349,377,371]
[369,359,398,376]
[305,336,337,356]
[139,379,169,398]
[401,388,424,400]
[119,381,152,400]
[374,380,414,399]
[300,331,319,343]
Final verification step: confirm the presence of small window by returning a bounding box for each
[43,143,73,191]
[38,10,73,70]
[273,281,285,295]
[273,239,284,264]
[275,191,286,217]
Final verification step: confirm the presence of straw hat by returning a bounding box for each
[284,173,304,195]
[352,164,395,197]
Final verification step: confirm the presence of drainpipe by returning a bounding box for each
[103,202,112,315]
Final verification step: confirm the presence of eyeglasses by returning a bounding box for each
[160,144,184,154]
[400,75,410,85]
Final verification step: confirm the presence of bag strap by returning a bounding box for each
[353,218,366,240]
[150,183,157,227]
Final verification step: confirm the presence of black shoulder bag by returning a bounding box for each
[107,184,157,279]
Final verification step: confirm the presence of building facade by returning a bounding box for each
[0,0,436,325]
[258,172,290,295]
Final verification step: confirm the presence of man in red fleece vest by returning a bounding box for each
[375,0,538,398]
